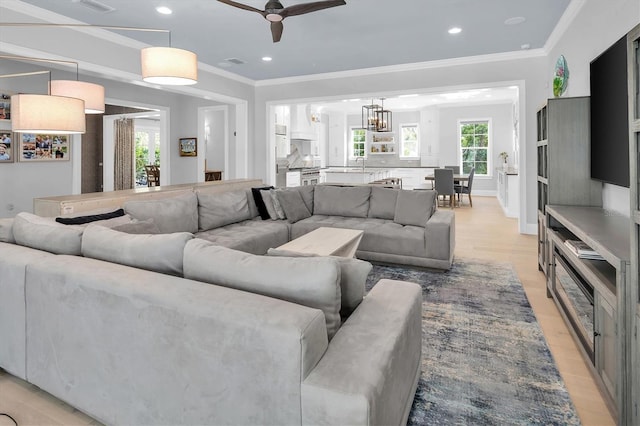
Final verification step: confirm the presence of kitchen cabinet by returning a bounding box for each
[497,169,519,218]
[286,171,301,187]
[323,168,389,184]
[389,168,433,190]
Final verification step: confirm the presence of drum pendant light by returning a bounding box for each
[11,94,86,134]
[141,47,198,85]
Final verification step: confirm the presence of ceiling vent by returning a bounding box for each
[73,0,115,13]
[225,58,246,65]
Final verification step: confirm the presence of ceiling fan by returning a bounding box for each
[217,0,346,43]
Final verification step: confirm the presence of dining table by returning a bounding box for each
[424,173,470,185]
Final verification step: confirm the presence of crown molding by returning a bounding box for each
[254,49,546,87]
[542,0,587,54]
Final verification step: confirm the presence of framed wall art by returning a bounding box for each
[19,133,70,162]
[0,131,14,163]
[0,93,10,120]
[179,137,197,157]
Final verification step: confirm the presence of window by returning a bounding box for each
[400,123,420,158]
[459,120,489,175]
[350,127,366,158]
[135,127,160,187]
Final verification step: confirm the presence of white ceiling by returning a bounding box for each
[14,0,571,81]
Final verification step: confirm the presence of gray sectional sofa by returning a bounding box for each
[0,182,454,425]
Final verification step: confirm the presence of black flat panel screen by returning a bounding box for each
[590,35,629,188]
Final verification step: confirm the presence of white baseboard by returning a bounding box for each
[472,190,497,197]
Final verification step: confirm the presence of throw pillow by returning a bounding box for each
[197,189,251,231]
[260,189,278,220]
[13,212,84,255]
[124,191,198,234]
[251,186,274,220]
[55,208,125,225]
[394,190,436,227]
[276,189,311,223]
[270,189,287,220]
[111,218,160,234]
[266,248,371,318]
[183,239,342,339]
[81,224,193,276]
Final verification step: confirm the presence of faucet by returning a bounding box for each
[355,156,365,173]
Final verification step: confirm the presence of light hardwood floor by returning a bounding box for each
[0,195,615,426]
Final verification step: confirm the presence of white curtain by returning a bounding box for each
[114,118,134,190]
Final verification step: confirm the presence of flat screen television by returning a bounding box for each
[590,35,629,188]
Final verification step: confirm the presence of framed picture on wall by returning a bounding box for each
[179,137,197,157]
[0,93,10,120]
[0,131,14,163]
[19,133,70,162]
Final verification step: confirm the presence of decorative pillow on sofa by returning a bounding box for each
[251,186,274,220]
[266,248,371,317]
[55,208,126,225]
[314,185,371,218]
[81,224,193,276]
[0,218,15,243]
[295,185,315,213]
[183,239,342,339]
[367,186,399,219]
[394,190,436,227]
[260,189,279,220]
[111,218,160,234]
[124,191,198,234]
[197,189,252,231]
[275,189,311,223]
[269,189,287,220]
[13,212,84,255]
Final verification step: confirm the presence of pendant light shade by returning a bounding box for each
[11,94,86,134]
[141,47,198,85]
[50,80,105,114]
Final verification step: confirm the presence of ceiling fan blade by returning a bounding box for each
[217,0,265,15]
[271,21,283,42]
[281,0,346,18]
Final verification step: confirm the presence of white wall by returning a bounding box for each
[437,103,514,193]
[547,0,640,216]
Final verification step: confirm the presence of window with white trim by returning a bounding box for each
[459,120,490,175]
[399,123,420,158]
[350,127,366,158]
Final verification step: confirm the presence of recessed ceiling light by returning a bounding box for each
[521,43,531,50]
[448,27,462,34]
[504,16,526,25]
[398,94,419,98]
[156,6,172,14]
[262,56,272,62]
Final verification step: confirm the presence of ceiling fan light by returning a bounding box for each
[141,47,198,86]
[50,80,105,114]
[266,13,283,22]
[11,94,86,134]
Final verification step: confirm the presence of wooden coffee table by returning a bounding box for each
[277,227,364,258]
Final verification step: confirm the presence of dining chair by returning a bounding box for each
[444,165,461,174]
[455,167,475,207]
[144,165,160,187]
[434,168,455,208]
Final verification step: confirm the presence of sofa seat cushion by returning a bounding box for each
[292,216,426,258]
[183,240,342,339]
[195,218,290,255]
[124,191,198,234]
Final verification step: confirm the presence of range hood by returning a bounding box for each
[289,104,317,141]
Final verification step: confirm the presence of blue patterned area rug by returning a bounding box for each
[365,259,581,425]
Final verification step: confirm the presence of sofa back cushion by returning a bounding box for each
[313,185,371,218]
[394,190,436,227]
[13,212,84,255]
[266,248,370,318]
[82,225,193,276]
[197,189,251,231]
[183,239,342,339]
[295,185,315,213]
[124,191,198,234]
[275,189,312,223]
[368,186,399,219]
[0,218,15,243]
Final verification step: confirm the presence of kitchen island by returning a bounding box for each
[323,168,390,184]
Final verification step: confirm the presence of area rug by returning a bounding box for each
[365,259,581,425]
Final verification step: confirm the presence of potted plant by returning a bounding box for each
[499,152,509,170]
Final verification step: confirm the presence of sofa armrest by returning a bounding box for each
[424,209,455,264]
[302,279,422,426]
